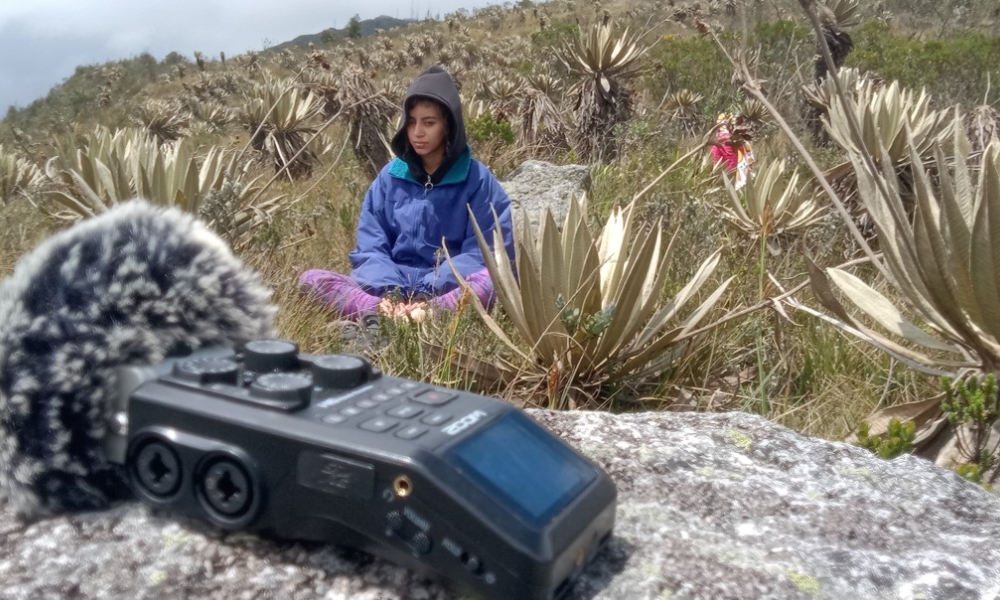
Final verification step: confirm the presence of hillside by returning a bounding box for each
[268,15,416,52]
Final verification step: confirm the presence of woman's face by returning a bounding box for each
[406,100,447,165]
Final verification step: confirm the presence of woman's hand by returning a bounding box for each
[378,298,430,322]
[406,302,429,323]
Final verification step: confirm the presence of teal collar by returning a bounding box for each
[388,145,472,186]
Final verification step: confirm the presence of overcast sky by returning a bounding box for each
[0,0,504,112]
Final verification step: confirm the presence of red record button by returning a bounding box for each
[410,389,456,406]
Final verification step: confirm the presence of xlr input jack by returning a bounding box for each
[200,457,253,517]
[195,453,261,528]
[133,440,182,499]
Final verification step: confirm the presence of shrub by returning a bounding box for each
[941,373,1000,484]
[855,418,916,459]
[848,21,1000,107]
[646,35,733,119]
[466,111,515,145]
[530,20,579,52]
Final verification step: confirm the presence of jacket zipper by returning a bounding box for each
[424,175,433,196]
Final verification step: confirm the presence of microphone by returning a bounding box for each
[0,199,277,519]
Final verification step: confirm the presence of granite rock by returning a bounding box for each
[500,161,591,232]
[2,409,999,600]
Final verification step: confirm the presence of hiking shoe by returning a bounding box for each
[359,314,387,352]
[328,319,363,341]
[328,315,383,352]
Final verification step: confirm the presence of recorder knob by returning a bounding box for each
[243,339,299,373]
[173,357,240,385]
[311,354,374,389]
[249,372,312,410]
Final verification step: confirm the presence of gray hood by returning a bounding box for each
[390,65,467,184]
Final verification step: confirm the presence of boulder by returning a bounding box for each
[2,409,999,599]
[500,160,591,232]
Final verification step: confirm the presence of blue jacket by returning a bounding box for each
[348,146,515,297]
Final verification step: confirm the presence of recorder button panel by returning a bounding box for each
[174,349,484,442]
[309,382,481,442]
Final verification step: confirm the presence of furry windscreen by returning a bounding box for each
[0,200,276,518]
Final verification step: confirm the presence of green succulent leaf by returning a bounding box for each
[42,125,286,242]
[719,159,826,239]
[0,144,44,203]
[826,268,958,352]
[450,194,731,390]
[807,109,1000,372]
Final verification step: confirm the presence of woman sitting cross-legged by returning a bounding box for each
[299,65,515,328]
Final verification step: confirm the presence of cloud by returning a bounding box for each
[0,25,99,113]
[1,0,499,111]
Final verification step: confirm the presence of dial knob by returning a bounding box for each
[243,339,299,373]
[173,357,240,385]
[311,354,373,389]
[249,372,312,410]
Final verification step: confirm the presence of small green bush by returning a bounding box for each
[848,21,1000,106]
[753,19,811,46]
[530,19,579,51]
[646,34,733,118]
[855,418,916,459]
[466,112,515,145]
[954,462,994,491]
[941,373,1000,484]
[645,21,812,123]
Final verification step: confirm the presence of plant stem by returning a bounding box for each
[758,229,768,303]
[704,26,890,283]
[632,128,721,204]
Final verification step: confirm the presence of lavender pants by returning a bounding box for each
[298,268,497,318]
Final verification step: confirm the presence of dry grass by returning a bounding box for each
[0,200,56,277]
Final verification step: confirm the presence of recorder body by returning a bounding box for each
[108,340,616,600]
